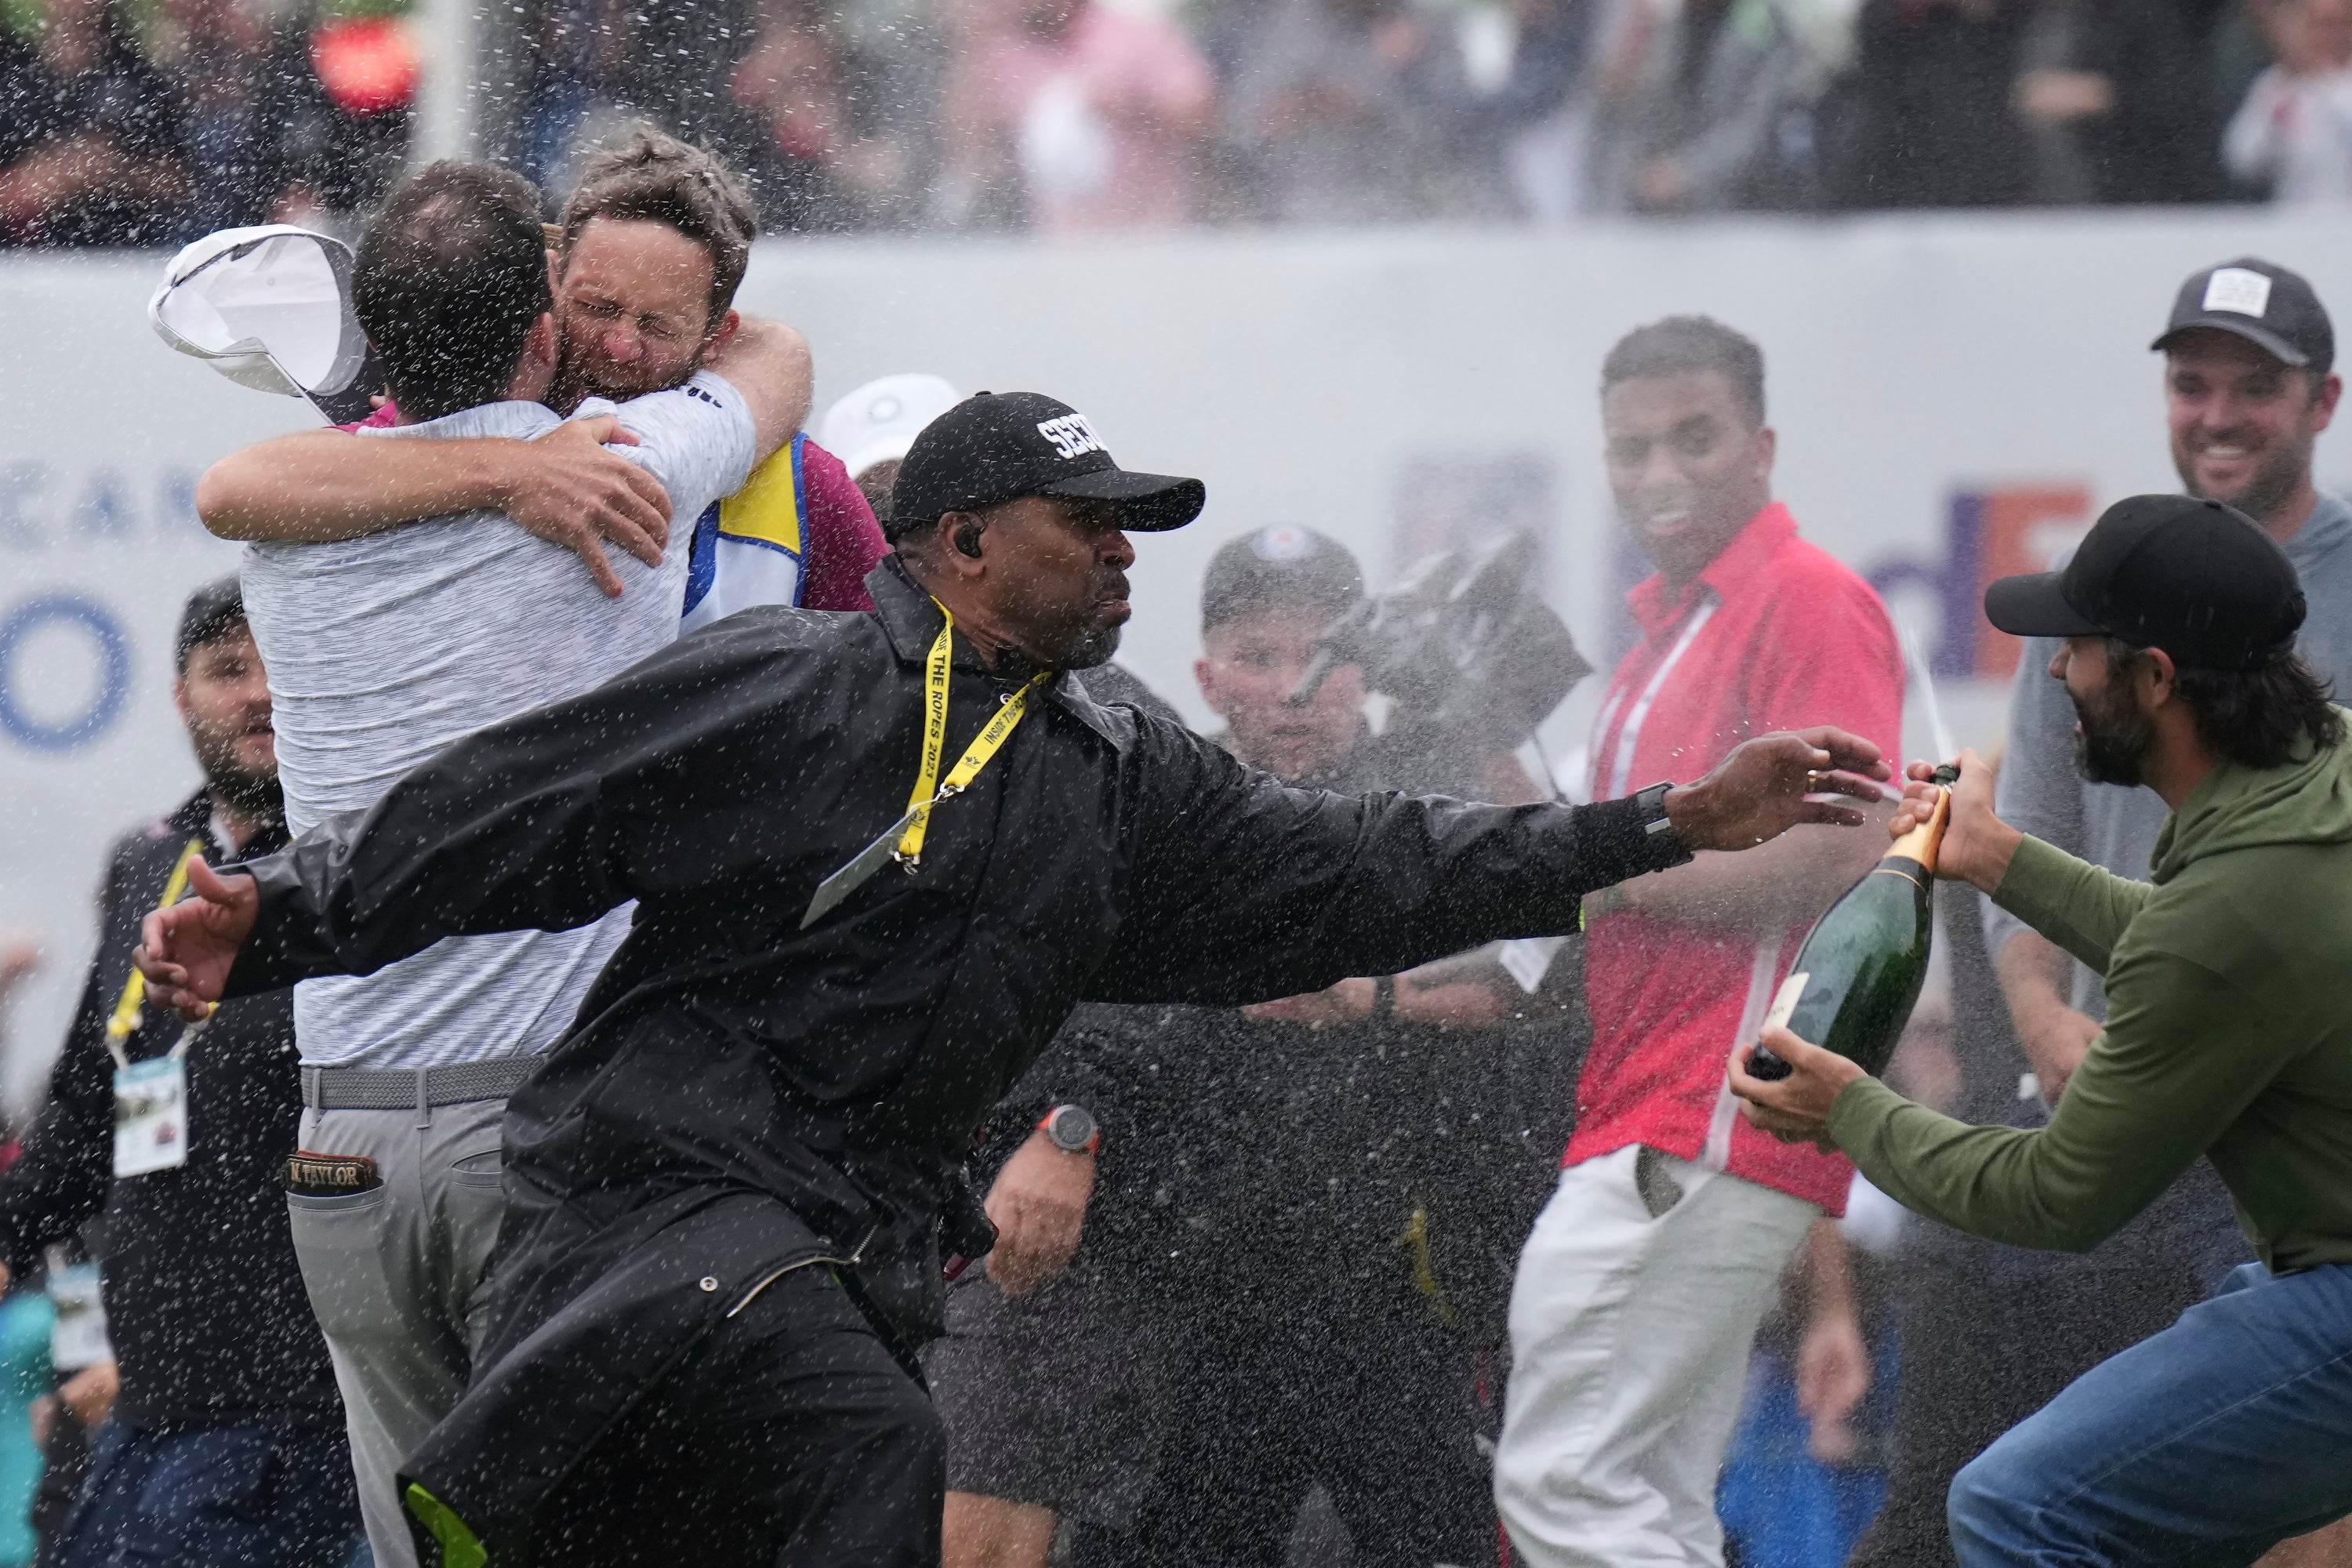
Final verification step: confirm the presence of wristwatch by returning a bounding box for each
[1038,1103,1101,1155]
[1632,780,1683,851]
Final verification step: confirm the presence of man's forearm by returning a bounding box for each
[197,430,519,543]
[1993,928,2101,1096]
[703,317,814,463]
[1608,818,1884,931]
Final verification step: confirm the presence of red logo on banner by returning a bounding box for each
[1870,485,2092,680]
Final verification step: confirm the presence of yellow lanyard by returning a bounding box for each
[893,604,1047,868]
[103,838,204,1069]
[801,604,1047,931]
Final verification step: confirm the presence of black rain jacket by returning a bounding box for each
[220,560,1687,1560]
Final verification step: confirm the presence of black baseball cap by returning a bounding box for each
[2153,258,2334,375]
[1984,495,2304,670]
[175,575,249,672]
[1201,525,1364,634]
[887,391,1206,540]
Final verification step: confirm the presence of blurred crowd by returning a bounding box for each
[24,0,2352,244]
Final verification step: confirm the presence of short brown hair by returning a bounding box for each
[559,131,757,322]
[354,161,552,422]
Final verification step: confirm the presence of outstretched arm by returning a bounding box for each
[1094,724,1889,1007]
[196,416,674,598]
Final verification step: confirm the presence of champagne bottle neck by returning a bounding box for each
[1881,786,1949,873]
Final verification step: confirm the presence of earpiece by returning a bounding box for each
[955,523,985,560]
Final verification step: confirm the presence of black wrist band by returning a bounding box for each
[1372,974,1397,1018]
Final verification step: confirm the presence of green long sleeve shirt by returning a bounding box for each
[1829,728,2352,1271]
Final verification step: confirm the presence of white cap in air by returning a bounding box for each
[149,224,384,423]
[820,373,964,481]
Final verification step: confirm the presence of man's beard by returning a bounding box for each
[2182,434,2310,524]
[202,752,284,822]
[2072,672,2157,787]
[1057,622,1122,670]
[546,336,595,415]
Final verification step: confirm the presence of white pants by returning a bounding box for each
[1495,1145,1817,1568]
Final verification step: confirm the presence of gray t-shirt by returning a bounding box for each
[1984,492,2352,1003]
[241,372,756,1071]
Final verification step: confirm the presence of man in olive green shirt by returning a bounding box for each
[1733,492,2352,1567]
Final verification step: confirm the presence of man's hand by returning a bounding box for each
[503,416,673,598]
[134,860,258,1022]
[57,1361,118,1432]
[1795,1295,1871,1465]
[0,941,37,997]
[1728,1026,1865,1149]
[983,1129,1096,1298]
[1662,728,1892,851]
[1242,977,1376,1026]
[1889,750,2019,892]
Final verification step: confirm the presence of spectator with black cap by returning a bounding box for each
[935,523,1582,1567]
[1735,492,2352,1565]
[1857,254,2352,1568]
[136,389,1891,1566]
[1124,524,1586,1567]
[0,578,361,1567]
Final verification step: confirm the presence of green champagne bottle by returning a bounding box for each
[1746,765,1956,1082]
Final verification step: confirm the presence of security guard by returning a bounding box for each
[140,394,1889,1568]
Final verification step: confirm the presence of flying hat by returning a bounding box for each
[150,225,387,424]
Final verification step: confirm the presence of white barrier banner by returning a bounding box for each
[5,208,2348,1106]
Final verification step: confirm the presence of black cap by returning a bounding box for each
[2153,258,2334,375]
[887,391,1206,541]
[1984,495,2303,670]
[175,575,248,672]
[1201,526,1365,634]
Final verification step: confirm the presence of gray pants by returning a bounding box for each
[286,1097,507,1568]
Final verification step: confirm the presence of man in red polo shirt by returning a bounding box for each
[1494,316,1904,1567]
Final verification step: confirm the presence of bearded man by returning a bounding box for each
[1844,255,2352,1568]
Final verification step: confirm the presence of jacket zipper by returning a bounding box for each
[726,1254,848,1318]
[724,1225,875,1319]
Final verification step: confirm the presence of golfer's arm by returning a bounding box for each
[1610,815,1886,931]
[701,318,813,466]
[196,430,527,543]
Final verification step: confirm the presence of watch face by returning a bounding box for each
[1049,1105,1097,1151]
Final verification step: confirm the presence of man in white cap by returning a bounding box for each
[821,372,964,520]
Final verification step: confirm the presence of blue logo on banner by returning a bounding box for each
[0,594,131,751]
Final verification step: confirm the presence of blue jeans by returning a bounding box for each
[51,1420,363,1568]
[1950,1261,2352,1566]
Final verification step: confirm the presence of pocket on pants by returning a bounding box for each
[1634,1145,1685,1221]
[286,1185,397,1344]
[448,1144,504,1190]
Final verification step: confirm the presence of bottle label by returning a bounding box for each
[1762,970,1809,1033]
